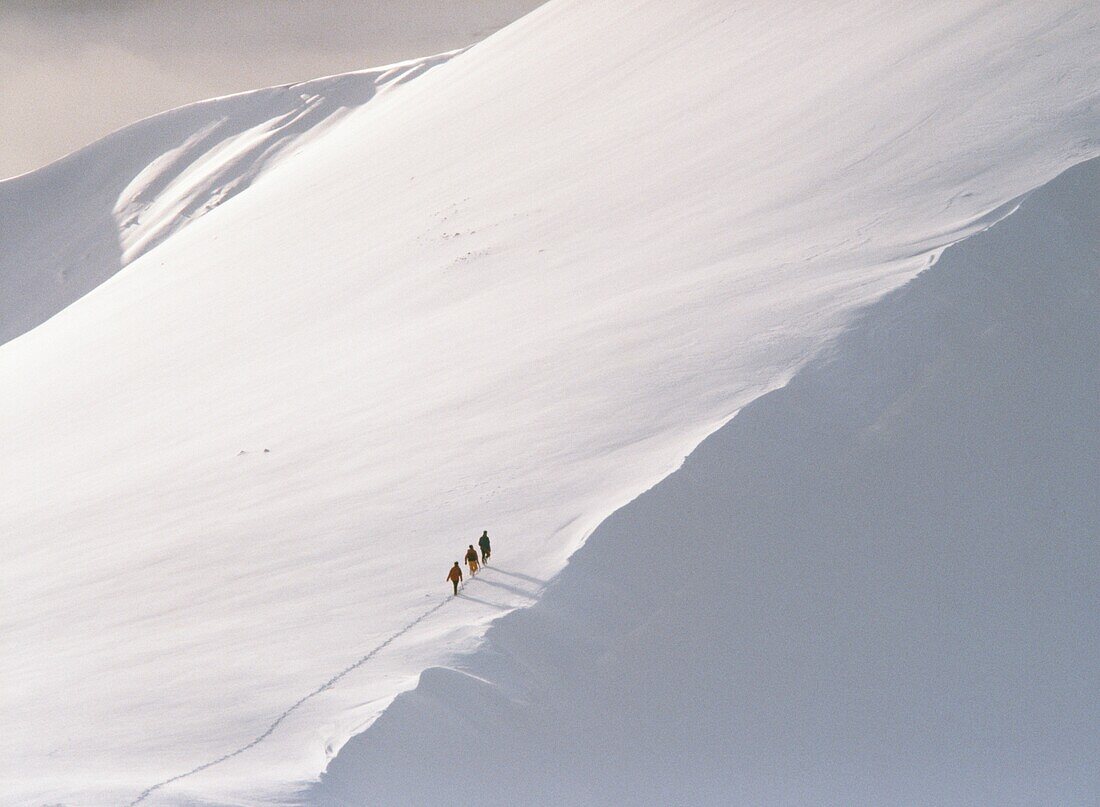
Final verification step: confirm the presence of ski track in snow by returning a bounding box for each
[129,593,454,805]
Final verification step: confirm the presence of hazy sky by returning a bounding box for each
[0,0,545,180]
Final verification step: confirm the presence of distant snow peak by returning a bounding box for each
[107,52,463,269]
[0,51,459,347]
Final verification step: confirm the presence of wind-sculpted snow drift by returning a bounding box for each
[311,156,1100,807]
[0,1,1098,805]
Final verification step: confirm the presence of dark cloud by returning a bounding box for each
[0,0,545,179]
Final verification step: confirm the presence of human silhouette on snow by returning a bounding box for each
[447,562,463,595]
[465,545,480,575]
[478,530,491,564]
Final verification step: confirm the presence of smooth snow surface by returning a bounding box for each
[0,1,1097,804]
[311,156,1100,806]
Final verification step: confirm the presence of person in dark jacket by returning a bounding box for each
[447,561,463,595]
[465,545,480,575]
[478,530,491,564]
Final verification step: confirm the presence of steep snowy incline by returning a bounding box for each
[0,51,459,346]
[1,1,1098,805]
[310,155,1100,807]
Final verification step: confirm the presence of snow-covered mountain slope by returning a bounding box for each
[0,51,459,346]
[310,155,1100,807]
[1,1,1097,805]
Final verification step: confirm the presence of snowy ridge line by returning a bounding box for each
[5,2,1099,803]
[127,594,453,805]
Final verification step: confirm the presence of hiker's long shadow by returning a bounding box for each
[471,573,541,600]
[484,567,547,587]
[457,592,511,610]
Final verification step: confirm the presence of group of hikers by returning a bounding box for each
[447,530,491,595]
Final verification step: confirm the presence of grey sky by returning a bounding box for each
[0,1,545,180]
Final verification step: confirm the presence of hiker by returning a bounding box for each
[465,544,480,575]
[478,530,491,564]
[447,561,463,595]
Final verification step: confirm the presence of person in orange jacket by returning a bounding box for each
[465,544,480,575]
[447,561,463,595]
